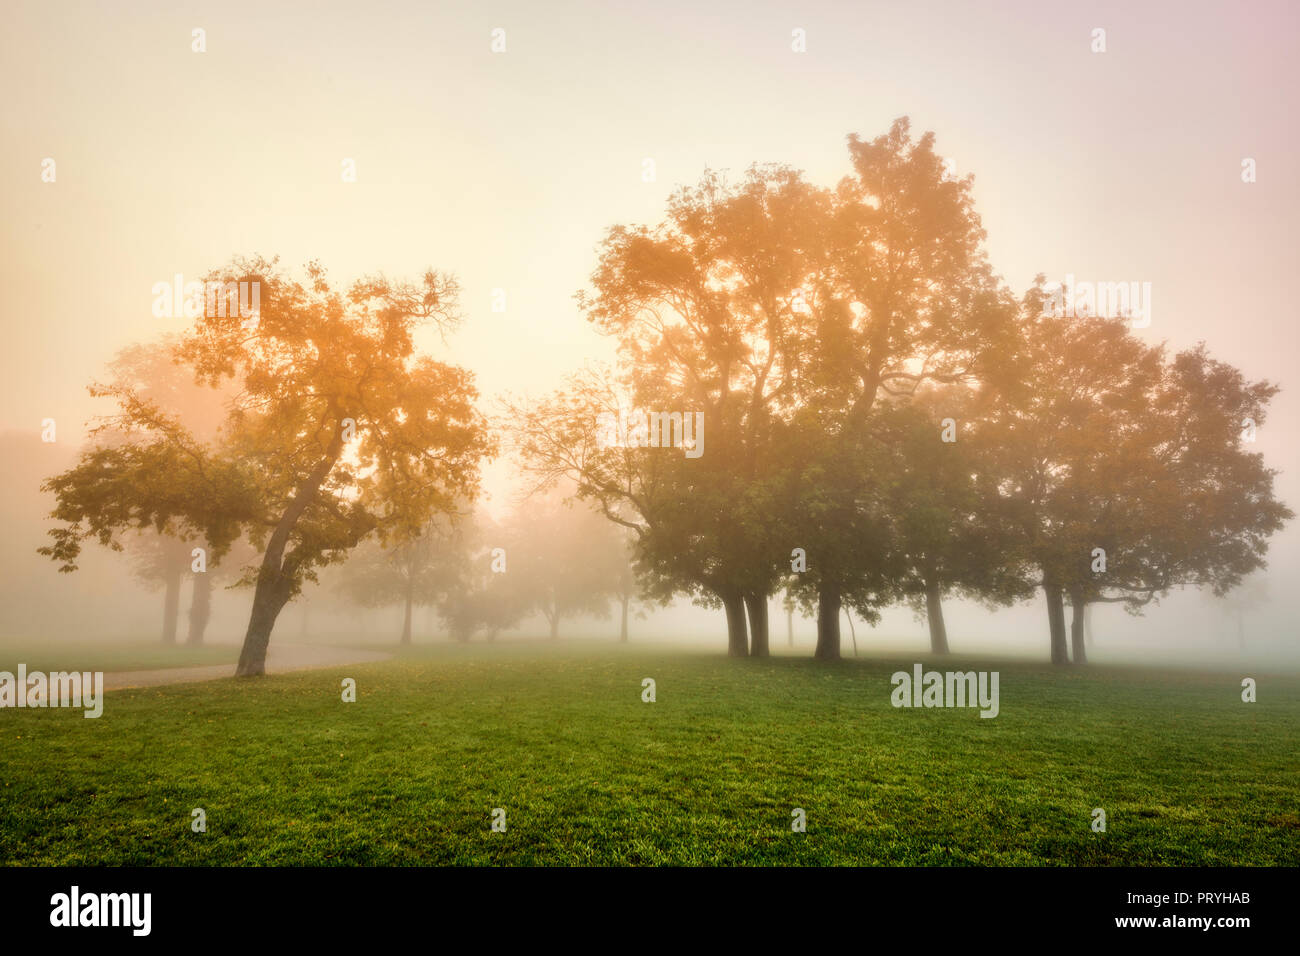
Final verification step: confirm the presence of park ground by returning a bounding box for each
[1,641,1297,865]
[1,640,238,674]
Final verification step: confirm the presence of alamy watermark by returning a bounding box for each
[152,274,260,324]
[50,886,150,936]
[0,665,104,717]
[1042,274,1152,329]
[890,664,999,718]
[596,409,704,458]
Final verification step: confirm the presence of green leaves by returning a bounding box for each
[41,257,494,610]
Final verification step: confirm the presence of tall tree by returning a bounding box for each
[986,283,1291,664]
[511,121,1017,661]
[882,389,1031,654]
[575,165,832,656]
[797,117,1019,659]
[40,257,493,675]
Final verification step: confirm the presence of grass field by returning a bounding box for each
[1,641,239,673]
[1,641,1297,865]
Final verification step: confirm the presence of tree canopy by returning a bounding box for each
[41,256,495,674]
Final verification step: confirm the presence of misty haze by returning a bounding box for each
[1,1,1296,924]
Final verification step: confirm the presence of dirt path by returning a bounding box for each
[103,643,392,691]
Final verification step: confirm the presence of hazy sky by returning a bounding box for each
[3,0,1298,658]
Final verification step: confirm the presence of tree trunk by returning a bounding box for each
[1044,581,1069,666]
[925,578,949,655]
[787,606,793,647]
[619,593,629,642]
[1069,592,1087,665]
[162,564,182,645]
[722,590,749,657]
[1083,603,1093,648]
[815,586,841,660]
[235,574,291,676]
[186,571,212,646]
[400,576,414,645]
[236,440,342,677]
[745,592,769,658]
[548,610,559,640]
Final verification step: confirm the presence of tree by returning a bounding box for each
[793,117,1019,659]
[986,282,1292,664]
[126,530,193,644]
[336,512,467,644]
[1207,571,1269,649]
[498,493,624,640]
[612,525,646,642]
[573,164,833,657]
[780,584,799,647]
[510,120,1017,662]
[99,339,240,645]
[124,528,255,645]
[40,257,494,675]
[882,389,1032,654]
[510,166,834,657]
[433,508,526,642]
[777,403,909,657]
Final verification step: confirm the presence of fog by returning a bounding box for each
[4,426,1295,673]
[3,0,1298,675]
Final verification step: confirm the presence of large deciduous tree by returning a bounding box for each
[986,282,1291,664]
[797,118,1018,660]
[40,257,493,675]
[510,119,1018,661]
[879,389,1032,654]
[575,164,832,657]
[509,162,830,657]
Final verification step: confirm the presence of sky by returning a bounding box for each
[2,0,1298,662]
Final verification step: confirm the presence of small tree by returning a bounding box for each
[127,530,194,645]
[434,509,525,642]
[500,494,624,640]
[337,514,466,644]
[1207,572,1269,649]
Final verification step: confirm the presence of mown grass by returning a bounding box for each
[1,641,238,674]
[1,641,1296,865]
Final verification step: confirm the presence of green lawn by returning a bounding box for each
[1,641,239,674]
[1,642,1296,865]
